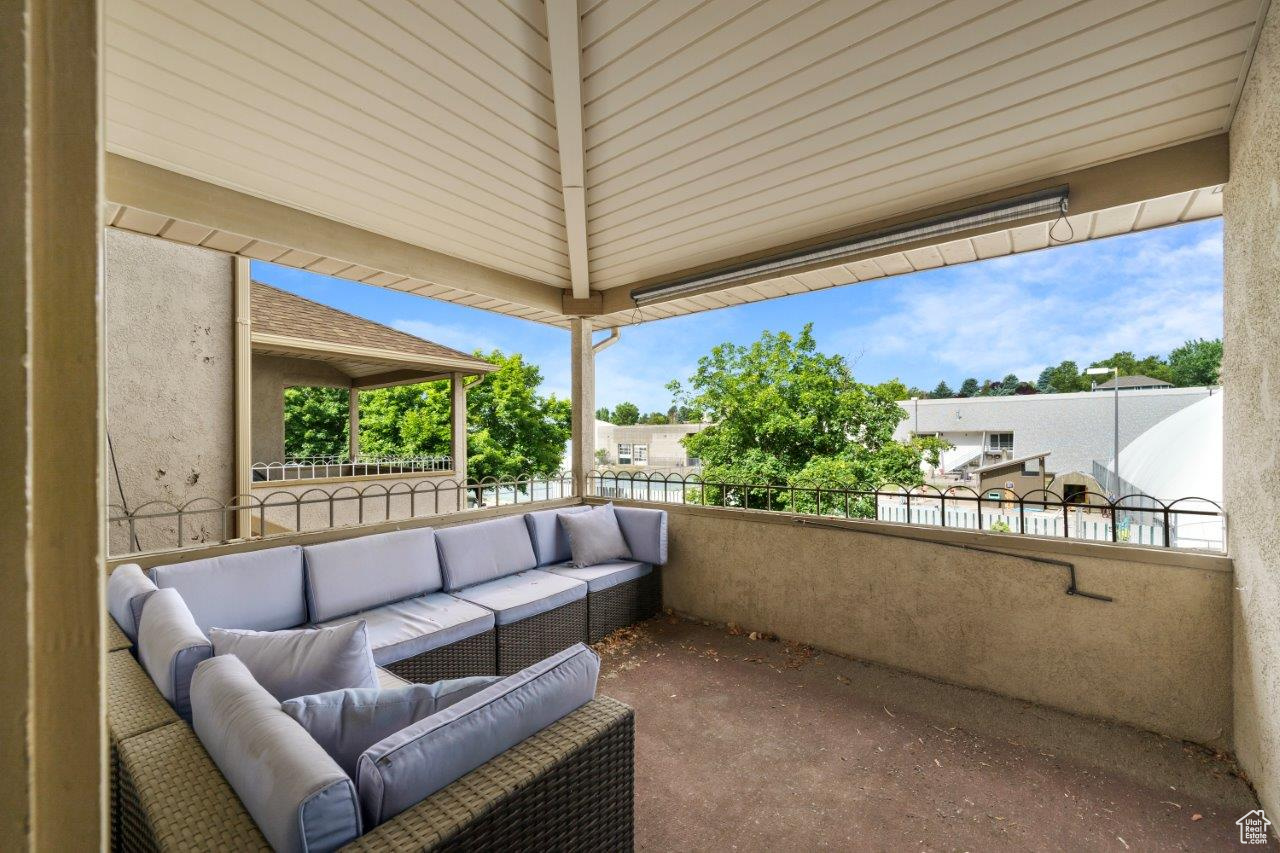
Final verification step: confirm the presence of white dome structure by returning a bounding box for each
[1104,392,1223,549]
[1108,391,1222,502]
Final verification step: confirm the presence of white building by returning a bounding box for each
[895,386,1218,478]
[594,420,707,470]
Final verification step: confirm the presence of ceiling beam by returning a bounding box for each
[599,135,1230,314]
[545,0,590,300]
[105,154,563,314]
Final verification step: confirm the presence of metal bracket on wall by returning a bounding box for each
[793,517,1113,603]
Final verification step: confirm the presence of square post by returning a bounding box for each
[450,373,467,482]
[570,317,595,497]
[1,0,105,846]
[348,385,360,462]
[234,257,252,537]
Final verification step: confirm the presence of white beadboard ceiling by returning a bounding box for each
[105,0,1260,323]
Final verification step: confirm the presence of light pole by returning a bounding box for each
[1086,366,1120,493]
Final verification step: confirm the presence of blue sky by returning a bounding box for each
[253,217,1223,413]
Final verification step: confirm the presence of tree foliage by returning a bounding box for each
[284,350,570,482]
[283,386,349,458]
[1168,338,1222,386]
[667,325,934,516]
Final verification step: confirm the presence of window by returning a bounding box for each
[617,443,633,465]
[1021,458,1042,476]
[985,490,1003,501]
[632,444,648,464]
[987,433,1014,451]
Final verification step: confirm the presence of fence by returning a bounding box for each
[107,473,574,556]
[251,455,453,482]
[587,471,1225,552]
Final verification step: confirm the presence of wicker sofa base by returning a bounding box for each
[343,696,634,852]
[587,569,663,643]
[497,597,589,676]
[384,628,497,682]
[112,699,633,853]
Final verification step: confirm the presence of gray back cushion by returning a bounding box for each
[281,677,500,777]
[150,545,306,633]
[191,655,361,853]
[356,643,600,827]
[559,503,632,567]
[303,528,442,622]
[523,506,591,566]
[435,515,538,591]
[209,620,379,702]
[614,506,669,565]
[137,588,212,721]
[107,563,158,641]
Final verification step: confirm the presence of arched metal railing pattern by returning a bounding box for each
[250,454,453,482]
[586,471,1225,552]
[107,472,574,556]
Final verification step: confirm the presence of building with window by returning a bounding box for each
[593,420,707,471]
[896,386,1218,478]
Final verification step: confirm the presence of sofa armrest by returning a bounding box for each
[107,562,158,642]
[342,696,634,852]
[615,506,668,565]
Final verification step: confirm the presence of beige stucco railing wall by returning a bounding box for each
[614,500,1233,748]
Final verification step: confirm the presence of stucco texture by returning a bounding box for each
[1226,0,1280,818]
[105,229,234,554]
[658,505,1233,747]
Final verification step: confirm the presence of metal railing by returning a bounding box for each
[107,472,573,556]
[587,471,1226,552]
[251,455,452,482]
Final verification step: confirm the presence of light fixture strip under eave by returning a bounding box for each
[631,186,1069,306]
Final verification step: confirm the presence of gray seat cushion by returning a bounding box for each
[451,570,586,626]
[376,667,410,689]
[191,655,361,853]
[523,505,591,566]
[303,528,443,623]
[281,677,500,777]
[316,593,495,667]
[356,644,600,827]
[136,588,212,721]
[545,559,652,593]
[209,620,379,702]
[150,545,306,633]
[435,515,538,591]
[559,503,632,567]
[107,562,158,641]
[615,506,669,565]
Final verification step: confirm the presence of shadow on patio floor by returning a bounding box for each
[595,616,1257,851]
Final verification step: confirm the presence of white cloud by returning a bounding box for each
[831,221,1222,384]
[389,319,500,355]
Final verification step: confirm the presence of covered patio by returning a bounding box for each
[5,0,1280,849]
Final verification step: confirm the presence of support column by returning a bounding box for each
[1,0,105,847]
[570,318,595,497]
[234,257,252,537]
[1225,0,1280,820]
[450,373,467,482]
[348,386,360,462]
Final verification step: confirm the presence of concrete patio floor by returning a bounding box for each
[595,617,1260,851]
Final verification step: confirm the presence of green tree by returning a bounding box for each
[958,378,979,397]
[638,411,670,425]
[930,381,954,399]
[355,350,571,482]
[676,404,704,423]
[1091,351,1172,384]
[611,401,640,425]
[1168,338,1222,386]
[1037,360,1084,394]
[283,386,349,458]
[595,406,612,422]
[668,325,926,515]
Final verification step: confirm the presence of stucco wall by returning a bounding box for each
[1225,0,1280,818]
[105,229,234,554]
[896,388,1216,475]
[653,504,1233,746]
[251,353,351,464]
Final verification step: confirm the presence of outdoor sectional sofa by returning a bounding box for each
[104,502,663,851]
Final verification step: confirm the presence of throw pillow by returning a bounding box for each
[558,503,632,567]
[209,620,378,701]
